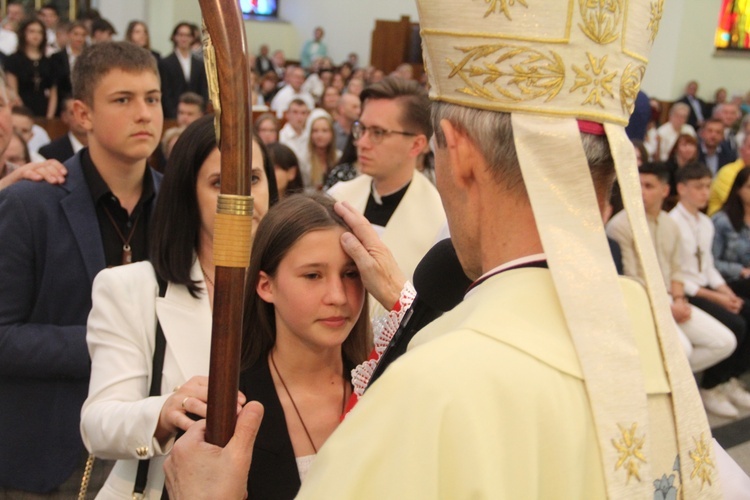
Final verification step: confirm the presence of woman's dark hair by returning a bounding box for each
[667,133,698,164]
[241,193,371,370]
[17,18,47,54]
[125,20,150,49]
[150,114,279,296]
[338,61,354,82]
[722,166,750,232]
[267,142,303,196]
[338,133,358,165]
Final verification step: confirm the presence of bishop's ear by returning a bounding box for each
[438,118,480,186]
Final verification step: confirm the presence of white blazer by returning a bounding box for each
[80,260,212,499]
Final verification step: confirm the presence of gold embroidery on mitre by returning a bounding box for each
[619,63,645,114]
[612,423,647,483]
[480,0,529,20]
[447,44,565,103]
[647,0,664,44]
[689,434,715,490]
[577,0,623,45]
[570,52,617,108]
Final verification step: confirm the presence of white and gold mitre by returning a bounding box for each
[417,1,722,499]
[418,0,660,124]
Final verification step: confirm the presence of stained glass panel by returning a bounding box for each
[716,0,750,50]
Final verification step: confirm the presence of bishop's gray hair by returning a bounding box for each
[431,101,615,199]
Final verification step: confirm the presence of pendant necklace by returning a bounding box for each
[102,206,140,265]
[270,351,346,454]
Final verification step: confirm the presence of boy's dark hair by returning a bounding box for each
[675,161,712,185]
[72,42,159,106]
[11,105,34,119]
[178,91,205,111]
[288,98,308,110]
[91,18,116,36]
[78,8,101,22]
[638,162,670,185]
[360,76,432,137]
[40,3,59,15]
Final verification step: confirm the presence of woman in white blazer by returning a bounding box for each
[80,115,279,499]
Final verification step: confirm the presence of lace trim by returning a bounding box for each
[350,281,416,397]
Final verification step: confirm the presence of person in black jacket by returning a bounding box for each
[159,22,208,119]
[38,96,87,162]
[49,21,87,116]
[676,80,710,130]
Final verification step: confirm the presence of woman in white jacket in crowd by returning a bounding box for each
[79,114,278,498]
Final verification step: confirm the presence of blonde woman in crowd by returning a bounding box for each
[300,110,339,191]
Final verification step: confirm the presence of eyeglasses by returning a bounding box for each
[352,121,416,144]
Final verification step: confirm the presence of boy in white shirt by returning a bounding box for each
[608,163,737,416]
[670,162,750,417]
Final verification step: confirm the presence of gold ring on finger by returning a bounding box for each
[181,396,190,410]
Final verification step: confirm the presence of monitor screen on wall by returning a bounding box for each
[240,0,278,18]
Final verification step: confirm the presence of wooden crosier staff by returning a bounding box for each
[198,0,253,447]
